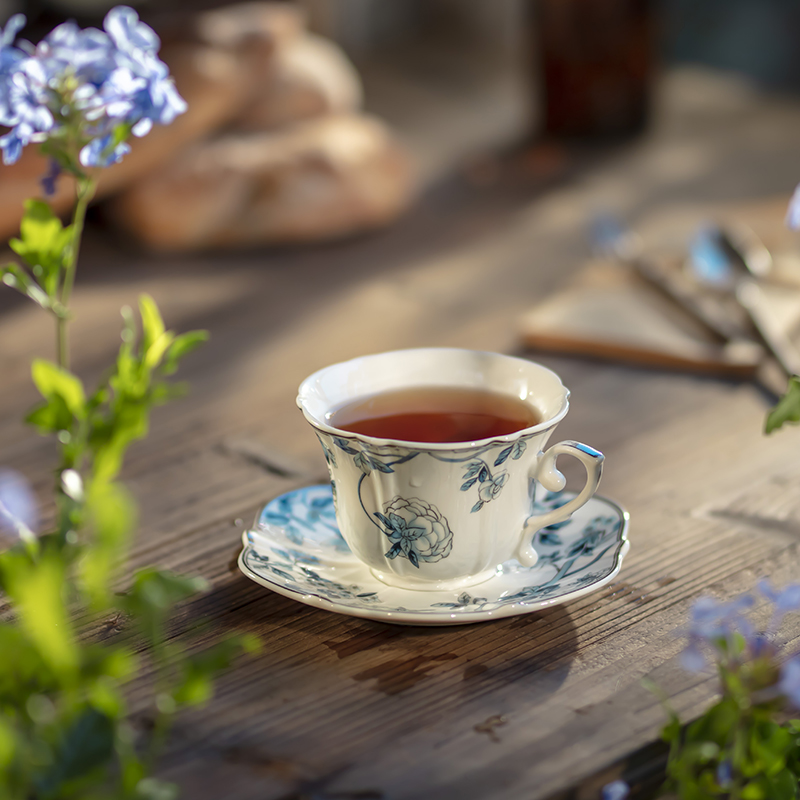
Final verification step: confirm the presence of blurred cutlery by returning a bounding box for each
[688,224,800,378]
[590,215,750,343]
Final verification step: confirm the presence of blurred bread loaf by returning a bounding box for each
[235,33,364,131]
[108,115,413,250]
[193,1,306,55]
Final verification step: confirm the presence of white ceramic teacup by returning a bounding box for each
[297,348,604,591]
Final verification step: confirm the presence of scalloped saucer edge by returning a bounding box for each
[237,484,630,626]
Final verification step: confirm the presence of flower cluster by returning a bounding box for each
[646,582,800,799]
[0,6,185,174]
[605,582,800,800]
[680,581,800,704]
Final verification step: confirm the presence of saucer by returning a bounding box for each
[238,484,630,626]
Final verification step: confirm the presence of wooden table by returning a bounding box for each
[4,68,800,799]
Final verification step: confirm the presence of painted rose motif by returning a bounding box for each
[478,472,508,503]
[375,496,453,568]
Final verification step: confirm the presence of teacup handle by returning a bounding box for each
[515,440,605,567]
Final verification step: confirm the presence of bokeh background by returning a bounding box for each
[1,0,800,251]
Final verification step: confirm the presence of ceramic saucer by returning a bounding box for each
[238,484,630,626]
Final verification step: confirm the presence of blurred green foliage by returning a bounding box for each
[766,376,800,434]
[648,599,800,799]
[0,194,260,799]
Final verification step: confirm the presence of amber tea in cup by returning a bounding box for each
[329,386,541,443]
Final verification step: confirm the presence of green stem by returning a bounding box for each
[56,177,96,370]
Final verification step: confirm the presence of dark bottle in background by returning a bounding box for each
[532,0,655,140]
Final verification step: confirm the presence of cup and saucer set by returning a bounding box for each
[238,349,630,626]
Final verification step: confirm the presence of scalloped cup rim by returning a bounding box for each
[296,347,571,451]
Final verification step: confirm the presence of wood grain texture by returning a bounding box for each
[4,68,800,799]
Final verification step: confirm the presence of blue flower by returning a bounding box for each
[0,16,26,107]
[93,66,147,119]
[787,183,800,229]
[0,468,38,542]
[102,8,186,129]
[0,7,185,166]
[105,6,160,55]
[0,60,55,137]
[0,14,25,49]
[0,124,29,164]
[40,158,61,196]
[39,20,114,83]
[377,497,453,568]
[79,133,131,168]
[680,594,755,672]
[779,656,800,708]
[687,594,754,641]
[601,780,629,800]
[758,579,800,631]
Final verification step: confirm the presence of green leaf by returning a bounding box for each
[173,670,213,707]
[661,716,681,744]
[161,330,209,375]
[752,723,792,775]
[9,199,73,296]
[766,376,800,433]
[88,677,127,720]
[150,381,188,405]
[688,697,739,744]
[144,332,174,371]
[173,634,261,708]
[139,294,165,357]
[741,779,767,799]
[4,553,78,675]
[133,778,179,800]
[31,359,86,419]
[1,263,51,309]
[0,716,17,771]
[25,396,73,435]
[765,769,797,800]
[34,707,115,796]
[86,480,136,550]
[91,400,149,483]
[80,481,137,607]
[121,568,207,647]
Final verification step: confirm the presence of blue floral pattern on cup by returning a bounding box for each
[376,496,453,567]
[459,439,527,512]
[239,484,630,624]
[317,433,537,567]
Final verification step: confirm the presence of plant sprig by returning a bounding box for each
[0,9,258,798]
[646,586,800,800]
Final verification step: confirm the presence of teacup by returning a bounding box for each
[297,348,604,591]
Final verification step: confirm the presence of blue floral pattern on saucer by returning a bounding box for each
[239,484,630,626]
